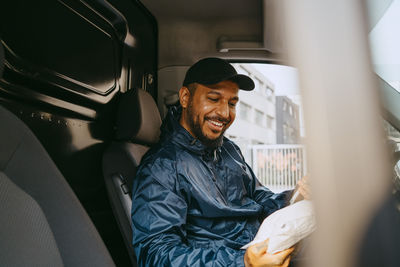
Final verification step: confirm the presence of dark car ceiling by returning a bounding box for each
[140,0,261,20]
[140,0,283,67]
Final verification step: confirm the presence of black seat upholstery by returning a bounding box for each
[103,88,162,265]
[0,41,115,267]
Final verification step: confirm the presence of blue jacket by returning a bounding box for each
[131,107,291,266]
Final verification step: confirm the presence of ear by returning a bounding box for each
[179,86,190,108]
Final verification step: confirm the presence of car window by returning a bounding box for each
[369,0,400,93]
[367,0,400,184]
[226,63,305,192]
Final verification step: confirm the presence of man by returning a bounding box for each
[131,58,309,266]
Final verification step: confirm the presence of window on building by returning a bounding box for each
[283,124,295,142]
[283,123,288,140]
[239,102,251,121]
[283,100,287,111]
[266,115,274,129]
[289,105,293,116]
[266,87,274,101]
[289,126,295,141]
[255,109,264,126]
[254,78,263,93]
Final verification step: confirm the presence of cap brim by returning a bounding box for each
[192,73,255,91]
[228,74,255,91]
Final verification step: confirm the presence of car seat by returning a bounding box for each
[102,88,162,265]
[0,41,115,267]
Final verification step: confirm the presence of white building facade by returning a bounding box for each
[225,64,277,159]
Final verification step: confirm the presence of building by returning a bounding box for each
[225,64,277,160]
[275,96,301,144]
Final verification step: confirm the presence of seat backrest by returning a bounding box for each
[0,106,116,267]
[102,88,162,265]
[0,40,115,265]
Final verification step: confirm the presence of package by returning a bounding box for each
[241,200,316,254]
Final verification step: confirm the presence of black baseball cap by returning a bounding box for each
[183,57,255,91]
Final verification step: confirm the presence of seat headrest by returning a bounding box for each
[0,41,4,78]
[115,89,162,145]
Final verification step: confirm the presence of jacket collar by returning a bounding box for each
[161,106,223,156]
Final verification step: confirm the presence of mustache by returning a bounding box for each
[205,116,231,125]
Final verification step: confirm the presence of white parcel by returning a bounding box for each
[241,200,316,254]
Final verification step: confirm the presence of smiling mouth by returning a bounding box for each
[206,119,226,132]
[209,120,223,127]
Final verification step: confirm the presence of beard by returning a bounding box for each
[186,101,227,149]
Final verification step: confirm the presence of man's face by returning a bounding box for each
[180,80,239,148]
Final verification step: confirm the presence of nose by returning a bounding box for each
[215,102,229,119]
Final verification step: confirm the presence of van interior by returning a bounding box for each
[1,0,400,266]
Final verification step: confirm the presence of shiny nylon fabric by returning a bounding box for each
[131,107,291,266]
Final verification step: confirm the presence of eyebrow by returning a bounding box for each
[207,90,222,96]
[207,90,239,101]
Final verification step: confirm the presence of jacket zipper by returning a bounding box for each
[209,151,227,204]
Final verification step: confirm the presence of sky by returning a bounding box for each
[252,63,300,97]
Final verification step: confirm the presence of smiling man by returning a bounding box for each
[179,79,238,148]
[131,58,303,267]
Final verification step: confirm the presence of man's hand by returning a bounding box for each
[244,239,294,267]
[297,175,311,200]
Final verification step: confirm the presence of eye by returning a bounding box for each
[229,101,238,107]
[208,97,218,102]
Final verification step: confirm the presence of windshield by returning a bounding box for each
[369,0,400,93]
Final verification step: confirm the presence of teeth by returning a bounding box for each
[209,120,223,127]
